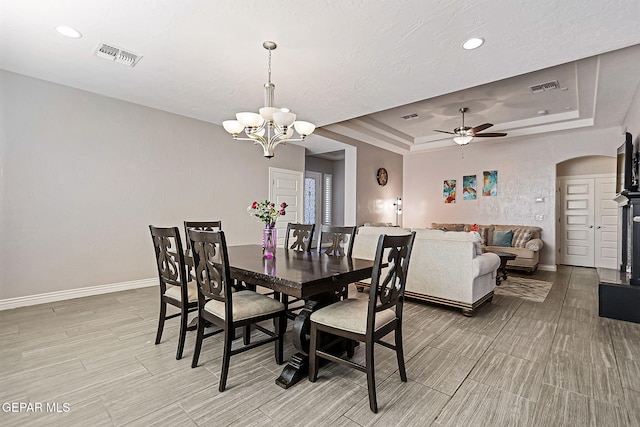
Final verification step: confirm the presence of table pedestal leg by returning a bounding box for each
[275,291,347,389]
[276,300,316,388]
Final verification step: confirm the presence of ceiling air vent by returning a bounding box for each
[529,80,560,93]
[94,43,142,67]
[401,113,419,120]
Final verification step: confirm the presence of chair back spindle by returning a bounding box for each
[285,223,315,252]
[188,229,233,319]
[150,226,188,293]
[318,225,357,257]
[184,221,222,251]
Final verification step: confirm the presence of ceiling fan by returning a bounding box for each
[434,107,507,145]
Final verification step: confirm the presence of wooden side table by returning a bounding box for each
[485,250,517,286]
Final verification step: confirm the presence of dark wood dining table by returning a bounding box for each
[226,244,377,388]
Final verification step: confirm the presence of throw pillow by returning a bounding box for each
[526,239,542,251]
[474,240,483,256]
[512,229,533,248]
[493,230,513,247]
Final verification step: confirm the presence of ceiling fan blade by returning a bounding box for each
[434,130,457,135]
[474,132,508,138]
[470,123,493,134]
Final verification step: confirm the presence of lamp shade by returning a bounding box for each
[294,121,316,136]
[259,107,280,121]
[236,112,263,127]
[284,127,294,138]
[273,111,296,127]
[222,120,244,134]
[453,135,473,145]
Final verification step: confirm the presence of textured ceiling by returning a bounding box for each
[2,0,640,155]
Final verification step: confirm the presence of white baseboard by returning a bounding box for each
[0,278,156,311]
[538,264,557,272]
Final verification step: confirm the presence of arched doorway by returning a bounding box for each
[556,155,617,268]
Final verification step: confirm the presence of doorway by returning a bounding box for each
[557,174,617,268]
[269,167,304,247]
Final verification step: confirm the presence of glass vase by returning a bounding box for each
[263,225,277,259]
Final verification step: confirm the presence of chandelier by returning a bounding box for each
[222,41,316,159]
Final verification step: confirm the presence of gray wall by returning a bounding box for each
[333,158,346,226]
[0,70,305,299]
[314,129,404,226]
[624,79,640,139]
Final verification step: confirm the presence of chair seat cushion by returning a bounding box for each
[310,299,396,335]
[204,290,284,321]
[164,282,198,303]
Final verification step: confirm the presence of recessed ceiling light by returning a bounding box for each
[56,25,82,38]
[462,37,484,50]
[537,110,548,115]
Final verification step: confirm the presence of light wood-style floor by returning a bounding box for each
[1,266,639,426]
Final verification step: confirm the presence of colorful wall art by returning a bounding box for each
[483,170,498,196]
[463,175,477,200]
[443,179,456,204]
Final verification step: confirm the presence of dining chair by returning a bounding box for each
[284,223,315,252]
[188,229,286,392]
[183,221,223,283]
[282,223,316,315]
[318,225,357,257]
[183,221,222,252]
[149,225,198,360]
[308,232,417,413]
[318,225,357,300]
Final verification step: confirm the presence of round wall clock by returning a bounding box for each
[376,168,388,186]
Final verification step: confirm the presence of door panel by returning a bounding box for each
[270,168,304,247]
[560,178,595,267]
[595,176,618,269]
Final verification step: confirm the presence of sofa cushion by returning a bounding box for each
[526,238,544,251]
[431,223,465,232]
[493,230,513,247]
[512,228,533,248]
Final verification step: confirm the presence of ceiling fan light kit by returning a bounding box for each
[434,107,507,146]
[453,135,474,145]
[222,41,316,159]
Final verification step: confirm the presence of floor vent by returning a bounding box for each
[95,43,142,67]
[401,113,419,120]
[530,80,559,93]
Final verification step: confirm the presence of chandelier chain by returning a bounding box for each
[267,49,272,84]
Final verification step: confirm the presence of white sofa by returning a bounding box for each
[352,226,500,316]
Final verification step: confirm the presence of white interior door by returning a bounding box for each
[595,176,618,269]
[269,168,303,247]
[559,178,595,267]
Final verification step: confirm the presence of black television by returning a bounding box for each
[616,132,637,195]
